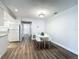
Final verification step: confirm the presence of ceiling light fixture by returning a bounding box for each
[39,13,45,18]
[36,9,49,18]
[15,9,18,12]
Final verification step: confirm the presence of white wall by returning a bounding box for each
[22,18,46,35]
[46,5,78,54]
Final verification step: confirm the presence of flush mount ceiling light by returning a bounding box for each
[39,13,45,18]
[14,9,18,12]
[36,9,49,18]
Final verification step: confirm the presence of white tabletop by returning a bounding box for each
[36,34,49,41]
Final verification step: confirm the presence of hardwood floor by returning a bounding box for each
[1,40,77,59]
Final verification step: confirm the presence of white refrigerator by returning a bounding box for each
[8,23,20,42]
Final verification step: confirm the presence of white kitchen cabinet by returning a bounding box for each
[0,34,8,58]
[0,7,4,26]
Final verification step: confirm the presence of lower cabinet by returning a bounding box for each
[0,35,8,58]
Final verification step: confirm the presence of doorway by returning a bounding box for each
[21,21,32,41]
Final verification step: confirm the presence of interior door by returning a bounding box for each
[23,24,31,36]
[22,23,31,40]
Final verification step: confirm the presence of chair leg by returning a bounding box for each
[49,41,51,48]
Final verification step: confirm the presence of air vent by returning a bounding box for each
[54,12,58,15]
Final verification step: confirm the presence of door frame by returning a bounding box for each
[20,21,32,41]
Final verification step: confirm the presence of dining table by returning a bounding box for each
[36,34,50,49]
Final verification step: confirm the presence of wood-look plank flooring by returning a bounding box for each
[1,40,76,59]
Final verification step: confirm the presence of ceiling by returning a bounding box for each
[1,0,77,19]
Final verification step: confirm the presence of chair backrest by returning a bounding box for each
[41,32,44,36]
[33,35,36,38]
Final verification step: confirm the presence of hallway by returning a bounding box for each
[1,39,76,59]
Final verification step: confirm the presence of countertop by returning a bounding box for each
[0,32,8,37]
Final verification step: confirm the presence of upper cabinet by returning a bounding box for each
[0,1,16,27]
[0,1,6,26]
[0,7,4,26]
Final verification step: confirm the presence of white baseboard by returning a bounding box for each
[51,41,78,55]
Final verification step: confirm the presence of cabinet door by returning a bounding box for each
[0,8,4,26]
[0,36,8,57]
